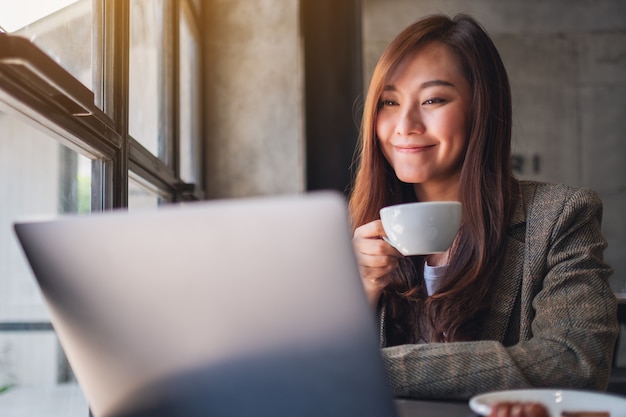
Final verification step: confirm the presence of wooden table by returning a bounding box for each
[395,398,476,417]
[0,385,478,417]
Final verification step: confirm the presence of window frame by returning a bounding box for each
[0,0,204,394]
[0,0,204,210]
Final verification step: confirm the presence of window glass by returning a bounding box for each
[129,0,164,158]
[0,107,91,391]
[128,176,166,210]
[0,0,93,90]
[0,0,203,410]
[179,8,201,185]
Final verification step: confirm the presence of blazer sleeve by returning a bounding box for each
[381,186,619,400]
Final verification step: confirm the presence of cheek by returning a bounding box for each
[455,115,470,153]
[438,109,468,146]
[375,114,398,155]
[375,119,393,159]
[374,115,387,143]
[375,114,387,139]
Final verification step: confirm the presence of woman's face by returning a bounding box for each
[376,41,472,200]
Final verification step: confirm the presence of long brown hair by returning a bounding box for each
[348,14,518,343]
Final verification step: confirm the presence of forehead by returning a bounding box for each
[385,41,465,86]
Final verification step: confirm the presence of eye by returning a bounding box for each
[379,99,398,107]
[422,98,446,105]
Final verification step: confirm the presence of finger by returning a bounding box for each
[355,250,399,270]
[353,219,386,240]
[356,253,399,281]
[354,232,402,258]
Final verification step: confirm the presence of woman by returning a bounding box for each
[349,13,618,400]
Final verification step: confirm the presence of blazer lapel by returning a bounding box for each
[479,189,528,342]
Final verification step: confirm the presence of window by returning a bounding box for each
[129,0,164,157]
[0,0,203,407]
[178,2,202,185]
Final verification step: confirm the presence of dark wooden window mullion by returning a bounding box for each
[102,0,130,209]
[163,0,180,197]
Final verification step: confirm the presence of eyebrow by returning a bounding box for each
[421,79,455,88]
[382,79,455,91]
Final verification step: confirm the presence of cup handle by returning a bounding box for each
[383,236,406,256]
[382,236,394,247]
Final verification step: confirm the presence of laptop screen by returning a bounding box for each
[14,191,398,417]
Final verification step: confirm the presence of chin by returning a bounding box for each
[394,172,424,184]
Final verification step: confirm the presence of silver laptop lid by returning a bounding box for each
[14,191,397,417]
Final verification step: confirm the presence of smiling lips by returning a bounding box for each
[394,143,435,153]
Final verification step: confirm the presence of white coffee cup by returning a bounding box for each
[379,201,462,256]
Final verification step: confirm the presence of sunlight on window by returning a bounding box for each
[0,106,91,391]
[129,0,164,157]
[179,8,201,185]
[0,0,93,89]
[0,0,80,32]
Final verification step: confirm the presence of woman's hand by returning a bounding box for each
[488,402,549,417]
[352,219,402,306]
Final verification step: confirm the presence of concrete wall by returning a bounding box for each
[362,0,626,292]
[202,0,305,199]
[200,0,625,289]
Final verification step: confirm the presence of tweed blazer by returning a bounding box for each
[380,180,619,400]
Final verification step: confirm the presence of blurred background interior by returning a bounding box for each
[0,0,624,406]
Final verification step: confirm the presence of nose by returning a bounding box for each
[395,106,425,136]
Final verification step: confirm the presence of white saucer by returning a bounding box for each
[469,389,626,416]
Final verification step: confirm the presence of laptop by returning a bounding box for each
[13,191,398,417]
